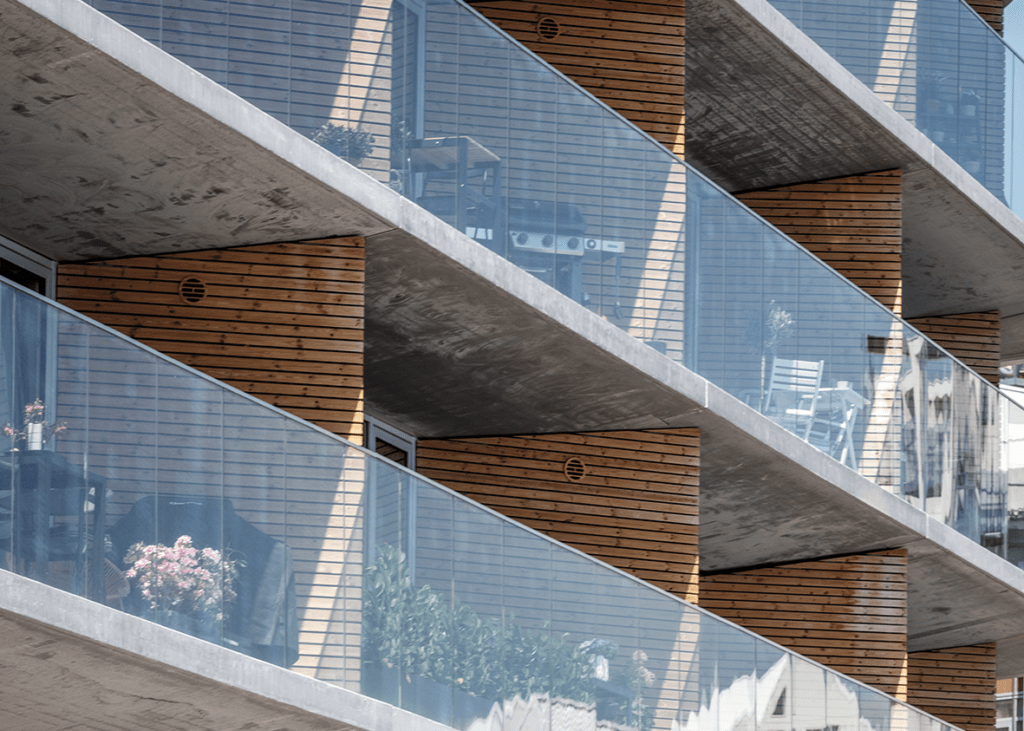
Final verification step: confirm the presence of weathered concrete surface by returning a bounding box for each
[687,0,1024,356]
[0,0,398,260]
[0,571,454,731]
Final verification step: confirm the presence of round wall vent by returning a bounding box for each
[563,457,587,482]
[178,277,207,304]
[536,16,562,40]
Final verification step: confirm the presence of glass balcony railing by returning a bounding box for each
[0,276,960,731]
[78,0,1016,552]
[766,0,1023,213]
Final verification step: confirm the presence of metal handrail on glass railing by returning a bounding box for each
[766,0,1023,213]
[0,275,959,731]
[79,0,1015,553]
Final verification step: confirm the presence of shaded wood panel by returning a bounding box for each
[471,0,686,156]
[700,549,909,700]
[966,0,1003,33]
[418,428,700,603]
[57,237,365,442]
[907,643,996,731]
[416,428,699,731]
[906,310,1001,385]
[736,170,903,315]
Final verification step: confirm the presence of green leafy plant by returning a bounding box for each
[310,122,375,164]
[607,650,657,731]
[362,545,600,706]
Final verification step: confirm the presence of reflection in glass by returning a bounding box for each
[0,275,968,731]
[763,0,1022,213]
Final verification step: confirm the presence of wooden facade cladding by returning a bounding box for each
[56,237,365,442]
[966,0,1003,34]
[907,643,997,731]
[417,428,700,603]
[906,310,1002,385]
[699,549,909,700]
[469,1,686,156]
[736,170,904,315]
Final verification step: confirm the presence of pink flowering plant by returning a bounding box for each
[2,399,67,446]
[124,535,239,622]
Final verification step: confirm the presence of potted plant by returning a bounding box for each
[310,122,375,165]
[744,301,794,411]
[960,89,980,118]
[919,70,950,114]
[361,545,609,729]
[124,535,240,640]
[3,399,66,451]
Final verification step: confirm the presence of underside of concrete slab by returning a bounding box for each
[0,572,451,731]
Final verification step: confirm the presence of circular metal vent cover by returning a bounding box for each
[536,16,562,40]
[564,457,587,482]
[178,277,207,304]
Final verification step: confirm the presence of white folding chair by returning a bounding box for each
[764,358,825,440]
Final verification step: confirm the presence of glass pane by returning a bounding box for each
[791,656,827,730]
[0,278,971,731]
[695,613,757,729]
[764,0,1022,210]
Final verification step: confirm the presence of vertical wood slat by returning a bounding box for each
[417,428,700,602]
[470,0,686,156]
[700,548,909,700]
[906,310,1002,385]
[57,237,365,442]
[736,169,904,315]
[907,643,997,731]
